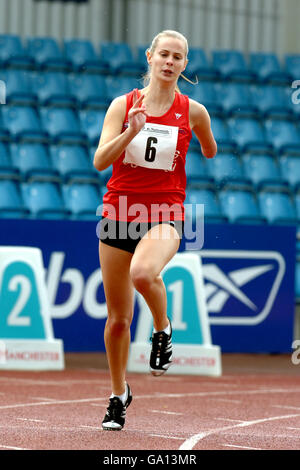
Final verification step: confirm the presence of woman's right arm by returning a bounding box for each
[93,91,146,171]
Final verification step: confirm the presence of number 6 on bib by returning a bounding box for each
[124,122,179,171]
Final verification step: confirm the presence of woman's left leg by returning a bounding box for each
[129,223,180,331]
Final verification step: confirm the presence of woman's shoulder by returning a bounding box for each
[188,98,211,128]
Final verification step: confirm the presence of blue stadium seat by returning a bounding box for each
[242,152,284,190]
[285,55,300,81]
[284,84,300,118]
[97,161,112,184]
[68,73,109,109]
[62,182,101,220]
[10,142,58,181]
[279,154,300,191]
[26,37,70,71]
[219,187,267,224]
[185,188,227,224]
[39,107,86,144]
[30,71,75,108]
[64,38,109,74]
[227,116,271,153]
[185,47,219,81]
[258,188,298,225]
[295,192,300,223]
[0,34,34,69]
[250,84,293,119]
[0,109,9,141]
[100,41,146,76]
[89,145,111,184]
[21,181,69,219]
[0,142,19,180]
[205,152,248,186]
[183,81,222,115]
[0,70,36,106]
[212,49,256,82]
[0,180,28,218]
[210,116,236,152]
[79,109,106,145]
[214,82,257,117]
[264,118,300,154]
[105,76,141,101]
[135,44,149,70]
[249,52,292,85]
[185,150,213,186]
[49,144,98,183]
[1,105,47,142]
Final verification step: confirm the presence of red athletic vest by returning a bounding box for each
[102,89,192,222]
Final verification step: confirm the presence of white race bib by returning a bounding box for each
[123,122,179,171]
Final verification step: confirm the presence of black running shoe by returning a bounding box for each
[150,319,173,376]
[102,383,132,431]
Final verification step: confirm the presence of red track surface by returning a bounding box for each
[0,353,300,451]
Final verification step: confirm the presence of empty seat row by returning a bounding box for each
[1,70,299,119]
[179,80,300,119]
[186,150,300,192]
[0,70,141,108]
[185,185,300,227]
[1,178,299,227]
[0,106,106,145]
[2,141,300,194]
[0,142,100,184]
[0,179,102,220]
[0,35,146,76]
[0,104,299,153]
[1,34,300,84]
[209,115,300,155]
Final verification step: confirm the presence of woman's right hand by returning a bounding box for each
[128,89,147,134]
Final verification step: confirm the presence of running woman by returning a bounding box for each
[94,30,217,430]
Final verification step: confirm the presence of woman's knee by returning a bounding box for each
[130,263,155,293]
[106,314,131,337]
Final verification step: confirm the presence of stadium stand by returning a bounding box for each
[0,34,298,238]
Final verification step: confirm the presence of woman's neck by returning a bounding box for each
[141,80,177,115]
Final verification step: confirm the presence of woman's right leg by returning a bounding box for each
[99,241,134,396]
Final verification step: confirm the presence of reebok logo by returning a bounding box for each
[199,250,285,326]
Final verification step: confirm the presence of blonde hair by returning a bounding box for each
[143,30,197,92]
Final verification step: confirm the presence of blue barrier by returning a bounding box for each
[0,219,296,353]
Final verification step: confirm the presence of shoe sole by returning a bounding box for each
[150,362,172,376]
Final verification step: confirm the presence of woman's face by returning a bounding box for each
[147,36,188,84]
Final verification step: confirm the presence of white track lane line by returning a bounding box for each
[0,444,30,450]
[273,405,300,411]
[1,387,300,410]
[222,444,264,450]
[149,434,185,440]
[0,377,102,386]
[16,418,46,423]
[179,412,300,450]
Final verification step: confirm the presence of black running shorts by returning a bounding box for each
[97,217,184,254]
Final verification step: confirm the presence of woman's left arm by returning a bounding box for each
[189,99,217,159]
